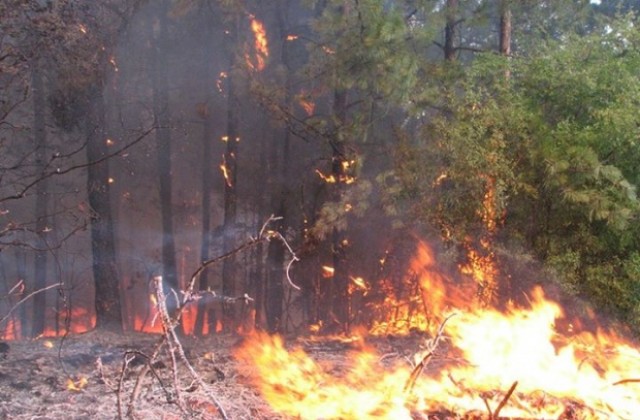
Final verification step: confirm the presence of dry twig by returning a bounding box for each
[403,313,455,393]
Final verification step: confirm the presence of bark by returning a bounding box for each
[31,61,48,337]
[87,84,122,330]
[444,0,458,61]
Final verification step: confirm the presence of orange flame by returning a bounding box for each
[236,241,640,418]
[220,154,232,188]
[246,15,269,71]
[66,376,88,392]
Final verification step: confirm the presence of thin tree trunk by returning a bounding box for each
[221,17,240,331]
[151,1,179,310]
[31,62,48,337]
[87,84,122,330]
[194,108,214,336]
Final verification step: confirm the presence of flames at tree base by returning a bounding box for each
[234,240,640,419]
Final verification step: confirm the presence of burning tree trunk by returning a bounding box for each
[31,60,49,337]
[151,1,180,305]
[87,84,122,330]
[221,17,240,332]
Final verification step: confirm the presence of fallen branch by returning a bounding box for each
[404,313,455,393]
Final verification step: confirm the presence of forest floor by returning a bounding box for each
[0,330,281,419]
[0,329,427,419]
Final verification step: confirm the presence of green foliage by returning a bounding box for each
[395,16,640,328]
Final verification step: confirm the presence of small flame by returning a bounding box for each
[79,24,87,34]
[286,34,299,41]
[66,376,88,392]
[220,155,232,188]
[322,265,335,278]
[43,340,54,349]
[216,71,227,94]
[109,56,118,72]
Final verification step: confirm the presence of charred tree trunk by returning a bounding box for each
[31,62,48,337]
[221,18,240,331]
[87,84,122,330]
[444,0,458,61]
[151,2,179,309]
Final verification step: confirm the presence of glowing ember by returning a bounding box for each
[236,241,640,418]
[322,265,335,278]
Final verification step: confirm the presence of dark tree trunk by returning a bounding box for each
[444,0,458,61]
[151,1,179,309]
[87,85,122,330]
[31,62,48,337]
[264,0,294,334]
[194,109,214,336]
[221,18,240,331]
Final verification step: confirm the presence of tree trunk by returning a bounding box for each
[194,108,214,336]
[87,84,122,331]
[499,0,512,79]
[329,88,349,333]
[31,62,48,337]
[444,0,458,61]
[221,18,240,331]
[151,1,179,311]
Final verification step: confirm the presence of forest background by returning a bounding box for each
[1,0,640,340]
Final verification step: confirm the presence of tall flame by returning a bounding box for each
[246,15,269,72]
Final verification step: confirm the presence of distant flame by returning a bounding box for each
[220,154,232,188]
[246,15,269,71]
[322,265,335,278]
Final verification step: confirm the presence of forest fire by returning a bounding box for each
[235,241,640,419]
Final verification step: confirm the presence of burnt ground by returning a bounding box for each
[0,330,428,420]
[0,330,284,420]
